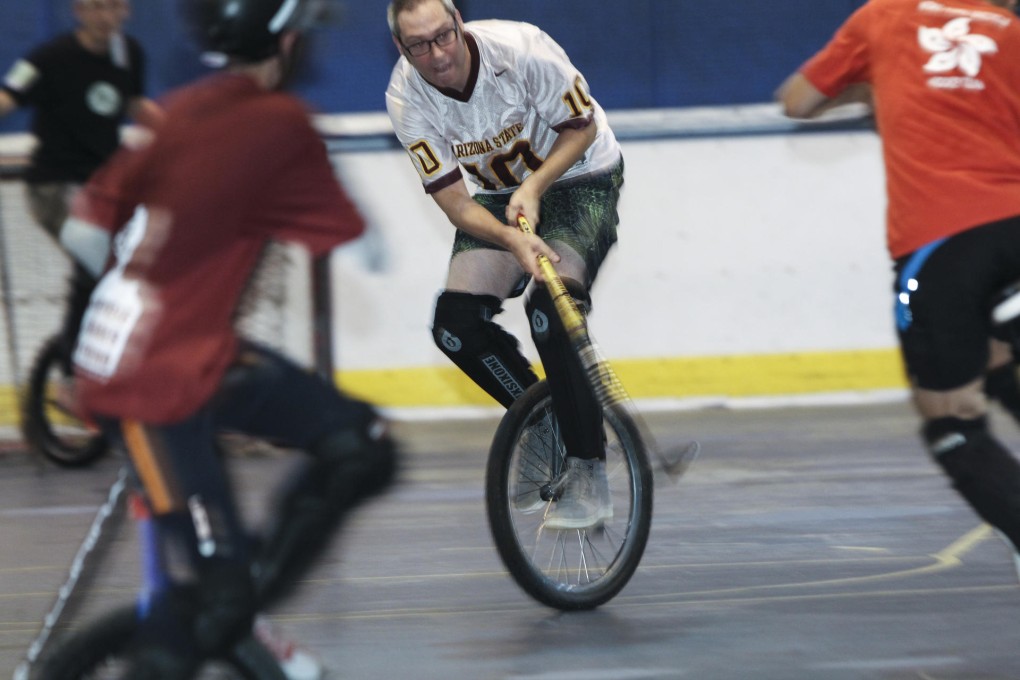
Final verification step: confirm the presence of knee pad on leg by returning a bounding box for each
[922,416,988,458]
[525,277,591,346]
[253,419,398,605]
[923,416,1020,548]
[191,560,256,656]
[432,291,537,407]
[525,279,602,459]
[310,417,399,501]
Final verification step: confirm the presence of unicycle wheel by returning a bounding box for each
[31,604,287,680]
[485,380,653,610]
[21,334,107,468]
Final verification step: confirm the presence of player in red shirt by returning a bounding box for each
[778,0,1020,575]
[61,0,398,676]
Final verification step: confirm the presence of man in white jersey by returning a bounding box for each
[386,0,625,529]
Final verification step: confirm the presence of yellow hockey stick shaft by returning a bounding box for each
[516,215,699,480]
[516,215,627,406]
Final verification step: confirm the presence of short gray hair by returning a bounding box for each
[387,0,457,39]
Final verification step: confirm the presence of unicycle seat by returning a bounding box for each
[992,281,1020,326]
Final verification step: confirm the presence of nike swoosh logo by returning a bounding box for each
[494,69,507,77]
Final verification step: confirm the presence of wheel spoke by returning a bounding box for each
[489,382,653,609]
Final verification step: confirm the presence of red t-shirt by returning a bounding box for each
[801,0,1020,258]
[72,73,364,424]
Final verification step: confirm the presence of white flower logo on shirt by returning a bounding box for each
[919,18,998,77]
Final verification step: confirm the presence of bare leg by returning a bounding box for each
[912,378,987,421]
[445,249,525,297]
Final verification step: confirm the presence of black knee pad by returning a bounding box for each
[922,416,1020,548]
[433,291,503,353]
[311,417,399,500]
[253,419,398,605]
[431,291,537,407]
[922,416,988,457]
[525,279,603,460]
[191,560,256,656]
[525,277,591,345]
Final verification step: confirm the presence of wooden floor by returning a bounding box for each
[2,401,1020,680]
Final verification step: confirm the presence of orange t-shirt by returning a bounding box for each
[801,0,1020,258]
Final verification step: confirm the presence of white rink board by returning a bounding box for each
[0,106,893,387]
[331,124,892,373]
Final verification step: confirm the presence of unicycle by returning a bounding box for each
[21,333,108,467]
[485,379,653,610]
[27,492,286,680]
[30,605,285,680]
[481,216,694,610]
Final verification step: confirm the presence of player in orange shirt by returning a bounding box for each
[778,0,1020,574]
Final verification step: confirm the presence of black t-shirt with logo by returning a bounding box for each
[2,33,146,183]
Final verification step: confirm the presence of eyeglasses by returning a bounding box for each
[402,25,458,57]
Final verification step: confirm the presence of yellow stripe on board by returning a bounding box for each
[0,390,18,430]
[335,348,908,408]
[0,348,908,426]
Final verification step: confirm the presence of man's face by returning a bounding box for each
[393,0,469,91]
[74,0,130,47]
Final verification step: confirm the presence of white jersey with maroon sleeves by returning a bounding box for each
[386,20,621,195]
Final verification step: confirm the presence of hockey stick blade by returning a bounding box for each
[657,439,700,483]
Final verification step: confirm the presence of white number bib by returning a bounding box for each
[73,271,144,378]
[73,206,152,380]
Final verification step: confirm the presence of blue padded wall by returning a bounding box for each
[0,1,867,132]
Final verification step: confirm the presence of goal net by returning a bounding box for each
[0,169,316,440]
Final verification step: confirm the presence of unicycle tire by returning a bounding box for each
[485,380,653,610]
[31,604,287,680]
[21,334,107,468]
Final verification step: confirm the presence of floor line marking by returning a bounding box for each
[621,524,994,602]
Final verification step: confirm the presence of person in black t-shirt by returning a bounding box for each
[0,0,160,367]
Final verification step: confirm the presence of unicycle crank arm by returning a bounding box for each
[539,472,570,502]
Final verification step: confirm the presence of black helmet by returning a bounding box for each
[188,0,323,63]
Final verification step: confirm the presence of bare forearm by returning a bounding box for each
[439,188,515,247]
[777,72,872,119]
[521,122,596,196]
[431,180,560,281]
[0,90,18,119]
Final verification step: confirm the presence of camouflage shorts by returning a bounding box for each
[451,158,625,287]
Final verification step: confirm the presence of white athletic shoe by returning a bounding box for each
[254,616,324,680]
[544,457,613,530]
